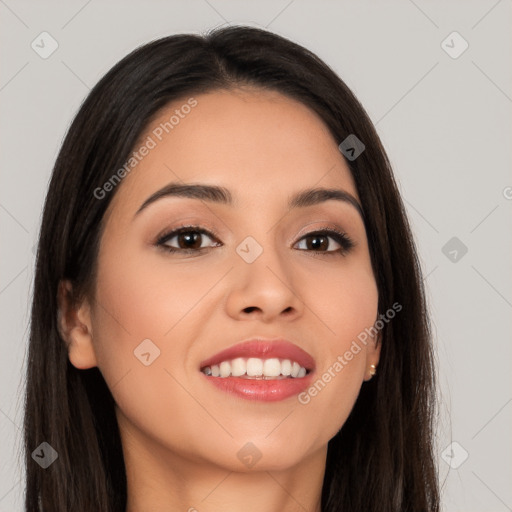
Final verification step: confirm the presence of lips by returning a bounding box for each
[199,338,316,402]
[199,338,316,372]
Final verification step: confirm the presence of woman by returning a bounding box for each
[24,25,439,511]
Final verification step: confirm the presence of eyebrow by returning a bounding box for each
[134,182,365,220]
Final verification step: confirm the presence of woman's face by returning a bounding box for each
[65,87,380,472]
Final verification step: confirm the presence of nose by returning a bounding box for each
[224,241,304,323]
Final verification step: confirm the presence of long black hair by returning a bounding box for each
[25,25,439,511]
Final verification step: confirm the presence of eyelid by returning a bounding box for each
[155,223,221,245]
[295,221,356,243]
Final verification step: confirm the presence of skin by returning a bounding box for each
[58,87,381,512]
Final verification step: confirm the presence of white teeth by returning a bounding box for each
[263,358,282,377]
[291,361,301,378]
[219,361,231,378]
[246,358,263,376]
[281,359,292,376]
[201,357,308,379]
[230,357,246,377]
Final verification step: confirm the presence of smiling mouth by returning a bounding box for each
[200,357,310,379]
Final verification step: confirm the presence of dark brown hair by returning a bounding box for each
[25,25,439,511]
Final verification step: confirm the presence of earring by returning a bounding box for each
[369,364,377,378]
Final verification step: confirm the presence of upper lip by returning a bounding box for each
[199,337,316,372]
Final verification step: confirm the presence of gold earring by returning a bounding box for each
[369,364,377,378]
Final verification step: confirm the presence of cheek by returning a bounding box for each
[294,262,378,438]
[89,240,228,420]
[92,239,225,343]
[89,250,214,453]
[309,258,379,348]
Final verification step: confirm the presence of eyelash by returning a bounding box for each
[155,224,355,257]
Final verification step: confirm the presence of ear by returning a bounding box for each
[57,279,98,369]
[363,330,382,382]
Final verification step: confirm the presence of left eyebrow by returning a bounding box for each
[288,187,364,220]
[134,182,364,221]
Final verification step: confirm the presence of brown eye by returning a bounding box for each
[295,230,354,256]
[157,226,220,253]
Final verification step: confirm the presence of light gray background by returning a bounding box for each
[1,1,511,510]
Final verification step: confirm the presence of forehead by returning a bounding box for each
[104,87,358,219]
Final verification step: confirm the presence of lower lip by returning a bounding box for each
[201,373,314,401]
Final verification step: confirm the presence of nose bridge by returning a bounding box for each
[235,221,289,277]
[225,228,303,319]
